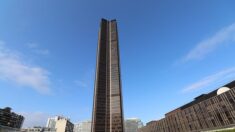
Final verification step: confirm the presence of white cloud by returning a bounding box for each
[183,22,235,61]
[34,49,50,55]
[20,112,51,128]
[182,67,235,93]
[27,43,38,49]
[26,43,50,55]
[0,41,51,94]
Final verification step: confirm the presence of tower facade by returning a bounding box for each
[92,19,125,132]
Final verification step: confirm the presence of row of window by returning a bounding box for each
[139,88,235,132]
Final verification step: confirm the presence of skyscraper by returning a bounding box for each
[91,19,125,132]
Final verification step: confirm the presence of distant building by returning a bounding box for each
[73,120,91,132]
[138,81,235,132]
[55,118,74,132]
[21,126,56,132]
[46,116,65,129]
[125,118,143,132]
[0,107,24,131]
[46,116,74,132]
[73,123,79,132]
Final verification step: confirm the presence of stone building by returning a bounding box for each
[46,116,74,132]
[138,81,235,132]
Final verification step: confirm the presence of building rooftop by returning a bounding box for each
[180,80,235,110]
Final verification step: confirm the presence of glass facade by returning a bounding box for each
[92,19,124,132]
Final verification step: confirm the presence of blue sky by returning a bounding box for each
[1,0,235,127]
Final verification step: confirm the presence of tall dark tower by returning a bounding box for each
[91,19,125,132]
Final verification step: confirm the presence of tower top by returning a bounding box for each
[101,18,117,22]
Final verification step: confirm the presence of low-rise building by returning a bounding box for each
[125,118,143,132]
[55,118,73,132]
[73,120,91,132]
[0,107,24,132]
[138,81,235,132]
[46,116,74,132]
[21,126,56,132]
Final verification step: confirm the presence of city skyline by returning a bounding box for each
[1,0,235,128]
